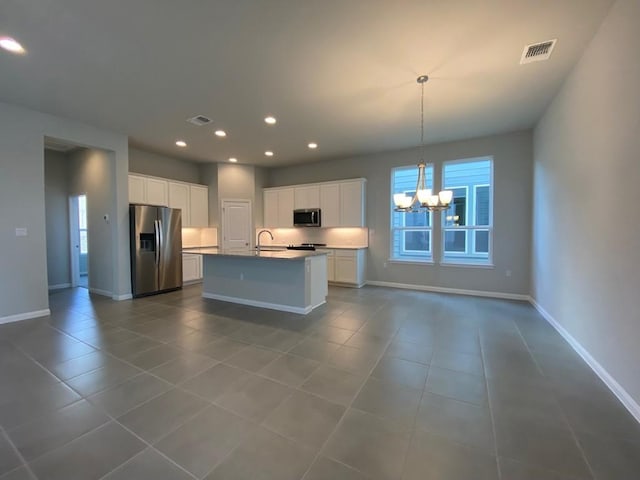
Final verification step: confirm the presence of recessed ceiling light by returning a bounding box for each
[228,157,237,163]
[214,130,226,137]
[264,116,277,125]
[308,142,318,149]
[175,140,187,147]
[0,36,26,55]
[265,151,274,157]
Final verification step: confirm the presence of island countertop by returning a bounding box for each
[184,247,327,260]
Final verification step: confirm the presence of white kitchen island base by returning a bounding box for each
[197,249,328,314]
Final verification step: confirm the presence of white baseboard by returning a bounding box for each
[365,280,529,301]
[529,297,640,424]
[112,293,133,301]
[0,309,51,325]
[48,283,71,291]
[202,292,322,315]
[89,288,112,297]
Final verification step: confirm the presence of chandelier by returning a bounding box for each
[393,75,453,212]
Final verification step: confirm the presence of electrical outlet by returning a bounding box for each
[15,227,27,237]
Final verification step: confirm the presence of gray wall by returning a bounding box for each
[44,149,71,287]
[129,147,201,184]
[268,130,532,296]
[69,148,115,295]
[0,101,130,321]
[532,0,640,405]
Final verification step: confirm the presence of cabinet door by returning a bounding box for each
[277,188,295,227]
[320,183,340,227]
[189,185,209,227]
[128,175,146,204]
[264,190,279,227]
[168,182,190,226]
[182,254,200,283]
[294,185,320,209]
[145,178,169,206]
[339,180,364,227]
[335,256,357,284]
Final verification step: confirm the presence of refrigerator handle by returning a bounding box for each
[154,220,161,266]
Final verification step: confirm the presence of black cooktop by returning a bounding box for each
[300,243,327,247]
[287,245,316,251]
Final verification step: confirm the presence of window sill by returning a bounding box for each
[388,259,434,266]
[439,262,495,269]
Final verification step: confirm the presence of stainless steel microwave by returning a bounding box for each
[293,209,321,227]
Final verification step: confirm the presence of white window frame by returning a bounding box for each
[390,166,433,263]
[472,184,491,255]
[441,157,494,266]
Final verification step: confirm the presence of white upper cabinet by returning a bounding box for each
[264,179,366,228]
[168,182,189,221]
[131,174,209,227]
[294,185,320,209]
[128,174,168,206]
[263,187,295,228]
[320,183,340,227]
[189,185,209,227]
[339,180,366,227]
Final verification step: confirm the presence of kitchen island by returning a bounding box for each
[186,248,328,314]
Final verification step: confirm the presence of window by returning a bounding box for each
[442,158,492,265]
[390,165,433,262]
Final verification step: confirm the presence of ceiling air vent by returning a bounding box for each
[520,39,557,64]
[186,115,212,126]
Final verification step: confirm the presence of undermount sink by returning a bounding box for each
[254,246,285,251]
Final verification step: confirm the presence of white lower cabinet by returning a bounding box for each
[182,253,203,284]
[318,249,365,287]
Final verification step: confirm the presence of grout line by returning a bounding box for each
[0,426,39,480]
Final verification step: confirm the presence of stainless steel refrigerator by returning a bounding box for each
[130,204,182,297]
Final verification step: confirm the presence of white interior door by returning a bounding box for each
[68,196,80,287]
[222,199,251,250]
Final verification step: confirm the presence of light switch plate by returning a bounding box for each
[15,227,27,237]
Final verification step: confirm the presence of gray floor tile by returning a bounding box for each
[171,330,220,352]
[47,351,113,381]
[181,363,250,401]
[88,373,172,416]
[155,405,253,478]
[289,338,341,362]
[371,356,428,390]
[65,361,141,397]
[102,448,193,480]
[224,345,280,372]
[328,345,381,375]
[254,329,305,352]
[352,377,422,427]
[215,374,292,422]
[403,429,499,480]
[28,421,145,480]
[101,336,161,359]
[7,399,109,461]
[498,457,588,480]
[205,426,315,480]
[303,456,371,480]
[578,433,640,480]
[264,390,345,448]
[0,466,36,480]
[425,366,488,406]
[149,352,217,385]
[117,388,209,443]
[196,337,249,361]
[0,382,81,430]
[416,393,495,453]
[383,343,425,368]
[432,348,484,376]
[0,433,21,477]
[259,354,320,386]
[301,365,366,406]
[494,415,592,478]
[310,325,355,344]
[124,344,182,370]
[323,408,411,480]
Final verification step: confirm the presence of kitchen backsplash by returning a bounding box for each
[182,227,218,248]
[255,227,368,248]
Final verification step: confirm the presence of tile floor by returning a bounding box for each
[0,285,639,480]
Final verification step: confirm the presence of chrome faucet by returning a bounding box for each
[257,229,274,251]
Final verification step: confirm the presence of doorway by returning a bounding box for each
[70,194,89,288]
[221,199,252,250]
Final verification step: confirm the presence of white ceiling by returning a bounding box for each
[1,0,613,166]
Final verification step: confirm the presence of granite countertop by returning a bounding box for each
[263,244,368,250]
[184,247,328,260]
